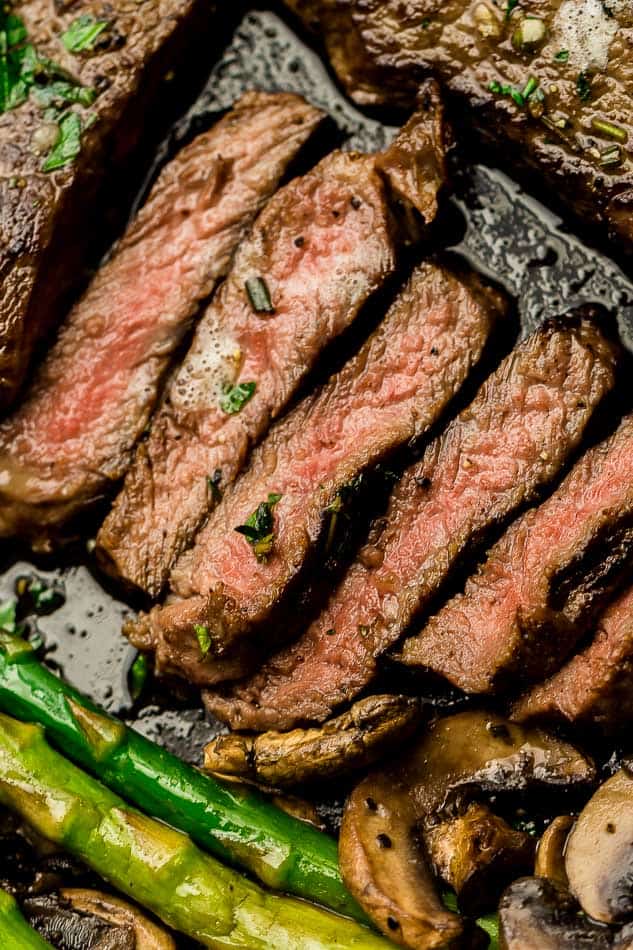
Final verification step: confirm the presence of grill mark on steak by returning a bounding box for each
[0,0,218,412]
[204,315,619,730]
[512,583,633,734]
[0,93,324,550]
[404,414,633,695]
[98,88,450,599]
[285,0,633,247]
[125,262,504,685]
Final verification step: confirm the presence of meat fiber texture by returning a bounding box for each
[205,315,618,730]
[0,92,323,549]
[512,582,633,734]
[401,413,633,695]
[98,84,450,599]
[286,0,633,246]
[126,261,504,685]
[0,0,216,411]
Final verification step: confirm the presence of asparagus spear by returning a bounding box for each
[0,888,53,949]
[0,713,393,949]
[0,632,361,921]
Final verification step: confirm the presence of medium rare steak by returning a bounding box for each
[126,261,504,684]
[512,583,633,733]
[405,415,633,696]
[0,92,324,549]
[98,86,450,598]
[0,0,215,411]
[286,0,633,246]
[205,315,618,730]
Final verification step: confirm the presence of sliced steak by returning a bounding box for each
[0,93,324,549]
[0,0,216,411]
[286,0,633,246]
[401,414,633,694]
[126,262,504,684]
[512,582,633,733]
[98,87,450,598]
[205,315,618,730]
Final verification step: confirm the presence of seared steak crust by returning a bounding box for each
[286,0,633,246]
[402,414,633,694]
[100,93,449,598]
[205,316,618,730]
[126,262,503,684]
[512,583,633,733]
[0,92,323,548]
[0,0,215,411]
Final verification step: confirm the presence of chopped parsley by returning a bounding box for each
[0,7,97,170]
[61,15,109,53]
[576,71,592,102]
[235,493,282,562]
[0,599,21,635]
[504,0,519,20]
[554,49,569,62]
[245,276,275,314]
[219,380,256,415]
[42,112,83,171]
[489,75,541,109]
[194,623,212,659]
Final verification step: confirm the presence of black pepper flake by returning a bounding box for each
[376,833,392,849]
[430,346,439,356]
[332,209,340,218]
[415,476,432,490]
[387,918,400,931]
[365,797,378,811]
[351,196,362,209]
[294,235,305,247]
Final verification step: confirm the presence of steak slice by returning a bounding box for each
[205,315,618,730]
[0,0,216,411]
[0,92,324,549]
[126,262,504,685]
[512,583,633,733]
[286,0,633,246]
[401,414,633,694]
[97,86,450,598]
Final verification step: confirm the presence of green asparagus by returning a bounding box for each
[0,888,54,949]
[0,713,393,949]
[0,631,361,920]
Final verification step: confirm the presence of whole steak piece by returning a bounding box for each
[0,0,216,411]
[205,315,618,731]
[286,0,633,247]
[98,84,450,599]
[0,92,323,549]
[402,414,633,694]
[127,261,504,685]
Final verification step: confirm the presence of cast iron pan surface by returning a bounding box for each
[3,2,633,850]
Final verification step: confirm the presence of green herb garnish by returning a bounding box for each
[61,14,108,53]
[128,652,150,702]
[207,469,223,504]
[42,112,83,171]
[245,277,275,314]
[235,493,282,561]
[219,381,256,415]
[504,0,519,20]
[0,600,20,634]
[576,71,592,101]
[194,623,212,659]
[591,117,628,143]
[15,575,65,615]
[554,49,569,62]
[32,81,96,108]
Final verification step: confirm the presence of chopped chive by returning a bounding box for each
[219,381,256,415]
[554,49,569,62]
[206,469,223,504]
[504,0,519,20]
[576,71,592,102]
[194,624,212,659]
[245,276,275,314]
[591,118,628,143]
[522,76,539,99]
[599,144,623,167]
[235,493,282,562]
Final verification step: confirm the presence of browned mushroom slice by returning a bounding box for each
[60,890,175,949]
[426,802,534,917]
[565,768,633,924]
[534,815,574,889]
[499,877,615,949]
[339,710,595,947]
[203,695,421,787]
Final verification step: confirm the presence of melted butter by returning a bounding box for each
[170,316,241,414]
[553,0,620,71]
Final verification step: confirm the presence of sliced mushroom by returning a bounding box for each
[425,801,534,917]
[565,768,633,924]
[340,710,595,948]
[24,889,178,950]
[499,877,615,949]
[534,815,574,888]
[203,694,422,787]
